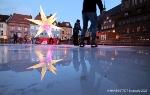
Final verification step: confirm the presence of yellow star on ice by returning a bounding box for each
[27,49,63,81]
[25,5,62,38]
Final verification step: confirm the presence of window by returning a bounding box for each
[123,21,125,24]
[101,35,106,40]
[41,33,43,35]
[18,27,21,30]
[112,24,114,28]
[104,26,106,29]
[107,17,109,19]
[137,26,140,32]
[62,31,64,34]
[11,26,14,30]
[25,28,27,31]
[109,20,111,22]
[124,12,129,17]
[109,25,111,28]
[66,23,69,26]
[31,26,34,29]
[140,0,143,3]
[0,24,3,27]
[137,17,141,21]
[127,19,130,23]
[53,23,56,25]
[143,16,147,20]
[137,8,142,13]
[119,21,121,25]
[135,0,137,4]
[143,26,146,31]
[101,27,103,29]
[0,31,3,35]
[127,28,130,33]
[106,26,108,29]
[104,21,106,24]
[18,33,21,37]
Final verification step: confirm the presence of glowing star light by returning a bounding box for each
[27,48,63,81]
[25,5,62,38]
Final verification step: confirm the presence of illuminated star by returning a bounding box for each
[27,48,63,81]
[25,5,62,38]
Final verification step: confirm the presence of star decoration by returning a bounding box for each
[25,5,62,38]
[27,48,63,81]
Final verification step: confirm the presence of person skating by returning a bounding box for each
[80,0,103,47]
[73,19,81,46]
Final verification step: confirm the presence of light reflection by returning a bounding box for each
[27,48,63,81]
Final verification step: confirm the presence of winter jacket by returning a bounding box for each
[82,0,103,13]
[73,23,81,33]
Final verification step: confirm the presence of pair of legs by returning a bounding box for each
[14,39,17,44]
[80,12,97,47]
[73,33,79,45]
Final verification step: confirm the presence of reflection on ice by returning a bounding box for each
[0,45,150,95]
[27,47,63,81]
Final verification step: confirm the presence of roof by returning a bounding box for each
[0,14,10,22]
[58,22,72,28]
[98,4,121,21]
[9,13,32,24]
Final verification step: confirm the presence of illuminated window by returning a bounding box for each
[137,26,140,32]
[143,26,146,31]
[140,0,143,3]
[101,27,103,29]
[127,28,130,33]
[109,20,111,22]
[107,17,109,19]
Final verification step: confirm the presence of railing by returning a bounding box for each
[97,39,150,46]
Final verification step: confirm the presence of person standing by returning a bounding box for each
[80,0,103,47]
[24,34,28,44]
[13,33,18,44]
[73,19,81,46]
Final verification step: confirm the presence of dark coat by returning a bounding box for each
[82,0,103,13]
[73,23,81,33]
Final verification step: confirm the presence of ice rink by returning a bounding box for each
[0,44,150,95]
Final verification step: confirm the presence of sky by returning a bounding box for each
[0,0,121,28]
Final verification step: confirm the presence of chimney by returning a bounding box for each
[39,12,41,15]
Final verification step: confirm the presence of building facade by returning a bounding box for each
[97,4,121,40]
[59,22,72,40]
[7,13,32,38]
[0,15,11,40]
[116,0,150,40]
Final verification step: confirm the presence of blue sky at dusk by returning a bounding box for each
[0,0,121,27]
